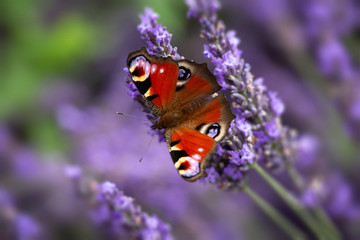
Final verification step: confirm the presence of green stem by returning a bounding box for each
[344,35,360,65]
[244,186,307,240]
[285,162,305,191]
[251,162,339,240]
[285,163,342,239]
[313,207,342,240]
[286,164,341,239]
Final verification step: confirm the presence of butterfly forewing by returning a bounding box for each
[127,48,178,111]
[174,60,221,104]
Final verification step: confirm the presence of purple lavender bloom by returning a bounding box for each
[239,143,255,165]
[300,178,324,208]
[0,188,43,240]
[234,118,252,138]
[295,134,320,168]
[90,181,173,240]
[296,0,360,131]
[186,0,220,19]
[268,92,285,117]
[301,0,360,136]
[137,8,182,61]
[316,35,353,80]
[325,175,360,220]
[16,214,42,240]
[57,104,92,134]
[300,174,360,220]
[235,0,360,139]
[0,188,15,239]
[185,0,299,188]
[223,164,243,181]
[0,188,13,208]
[64,165,82,180]
[350,97,360,120]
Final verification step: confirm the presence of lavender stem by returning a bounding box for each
[251,162,340,240]
[244,186,307,240]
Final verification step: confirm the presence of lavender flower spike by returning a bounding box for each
[186,0,298,189]
[91,181,173,240]
[0,188,43,240]
[137,8,182,61]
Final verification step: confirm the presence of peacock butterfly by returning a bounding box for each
[127,48,234,181]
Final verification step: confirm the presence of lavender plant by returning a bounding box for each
[66,167,174,240]
[236,0,360,150]
[127,5,297,190]
[0,188,43,240]
[124,1,353,239]
[183,2,350,239]
[92,181,173,240]
[186,0,301,189]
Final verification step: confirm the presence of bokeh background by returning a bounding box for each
[1,0,360,239]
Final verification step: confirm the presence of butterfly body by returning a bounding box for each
[152,96,208,130]
[127,48,234,181]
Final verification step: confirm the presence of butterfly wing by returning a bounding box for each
[174,60,221,101]
[167,126,216,181]
[127,49,222,113]
[127,48,180,113]
[128,48,234,181]
[166,94,234,181]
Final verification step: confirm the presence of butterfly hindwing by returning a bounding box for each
[166,126,216,181]
[192,94,234,142]
[166,94,234,181]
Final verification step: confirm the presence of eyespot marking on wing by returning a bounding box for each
[176,66,192,91]
[175,156,201,178]
[129,56,151,82]
[206,123,220,139]
[195,123,222,140]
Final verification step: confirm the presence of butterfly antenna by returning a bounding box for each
[139,132,155,162]
[116,112,148,121]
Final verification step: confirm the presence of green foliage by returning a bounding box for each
[136,0,187,35]
[0,0,100,153]
[27,115,71,153]
[0,3,98,116]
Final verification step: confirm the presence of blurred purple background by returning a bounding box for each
[0,0,359,239]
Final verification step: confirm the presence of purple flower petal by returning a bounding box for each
[90,181,173,239]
